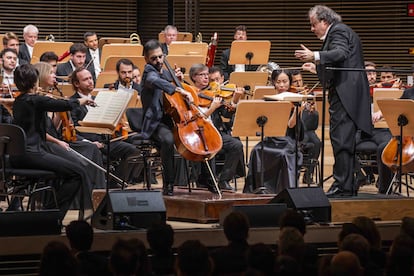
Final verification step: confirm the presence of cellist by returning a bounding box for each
[139,39,193,196]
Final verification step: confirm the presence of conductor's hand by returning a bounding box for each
[294,44,314,62]
[372,111,383,124]
[302,62,317,74]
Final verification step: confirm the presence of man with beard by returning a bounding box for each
[139,39,192,196]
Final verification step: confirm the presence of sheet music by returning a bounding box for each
[79,90,132,129]
[263,92,315,102]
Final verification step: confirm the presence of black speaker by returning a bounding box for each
[271,187,331,223]
[91,190,166,230]
[0,210,62,236]
[219,203,288,227]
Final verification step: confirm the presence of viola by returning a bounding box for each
[163,57,223,162]
[382,136,414,173]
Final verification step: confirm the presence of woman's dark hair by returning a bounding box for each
[14,64,39,93]
[271,69,292,87]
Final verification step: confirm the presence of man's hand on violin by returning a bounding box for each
[294,44,315,62]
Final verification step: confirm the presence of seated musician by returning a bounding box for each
[69,67,142,187]
[290,69,321,184]
[220,25,258,81]
[83,31,101,80]
[40,51,59,73]
[34,62,105,205]
[10,64,93,220]
[190,65,245,191]
[245,69,303,194]
[160,25,178,55]
[105,58,141,94]
[371,81,413,194]
[132,65,142,85]
[3,32,27,66]
[18,24,38,64]
[1,48,18,87]
[354,62,392,188]
[139,39,193,196]
[375,65,402,88]
[56,43,96,83]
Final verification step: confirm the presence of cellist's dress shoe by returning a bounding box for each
[218,180,234,191]
[163,183,174,196]
[326,186,353,198]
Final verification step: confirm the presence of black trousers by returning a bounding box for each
[10,148,83,220]
[329,89,357,192]
[218,133,245,182]
[151,122,176,184]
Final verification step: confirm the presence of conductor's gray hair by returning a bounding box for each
[309,5,342,24]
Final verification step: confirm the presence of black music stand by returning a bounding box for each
[228,40,271,66]
[233,100,291,194]
[377,99,414,195]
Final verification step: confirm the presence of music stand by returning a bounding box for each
[158,32,193,43]
[377,99,414,195]
[31,41,73,64]
[101,44,143,67]
[372,88,403,128]
[233,100,291,193]
[103,56,146,72]
[229,72,268,98]
[168,42,208,58]
[165,55,205,79]
[98,37,129,49]
[228,40,271,66]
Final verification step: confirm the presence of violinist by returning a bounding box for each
[1,48,18,87]
[3,32,27,66]
[69,67,142,187]
[376,65,402,88]
[140,39,193,196]
[290,69,321,184]
[10,64,91,219]
[205,66,245,191]
[245,70,303,194]
[39,51,59,73]
[365,61,377,85]
[83,31,101,80]
[34,62,106,202]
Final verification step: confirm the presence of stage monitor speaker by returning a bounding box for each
[91,190,166,230]
[270,187,331,223]
[0,210,62,236]
[219,203,288,227]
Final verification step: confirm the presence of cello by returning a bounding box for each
[381,136,414,173]
[162,58,223,162]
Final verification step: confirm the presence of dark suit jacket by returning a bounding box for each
[140,63,176,138]
[317,22,372,135]
[56,61,96,83]
[220,48,258,81]
[401,87,414,99]
[85,49,100,83]
[18,44,31,64]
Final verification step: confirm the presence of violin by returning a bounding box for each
[163,57,222,162]
[197,90,235,112]
[382,136,414,173]
[52,83,77,142]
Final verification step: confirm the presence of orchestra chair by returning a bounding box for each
[158,32,193,43]
[125,108,162,190]
[0,124,58,211]
[354,131,378,188]
[98,37,129,49]
[103,55,146,72]
[95,71,118,88]
[101,44,143,68]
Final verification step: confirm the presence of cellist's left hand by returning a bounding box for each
[176,87,193,103]
[174,64,183,81]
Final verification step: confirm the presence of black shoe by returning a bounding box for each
[218,180,234,191]
[326,186,353,198]
[163,183,174,196]
[303,173,315,185]
[206,183,219,194]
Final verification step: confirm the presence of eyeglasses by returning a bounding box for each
[196,73,209,77]
[149,55,164,61]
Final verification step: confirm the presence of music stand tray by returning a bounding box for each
[229,40,271,65]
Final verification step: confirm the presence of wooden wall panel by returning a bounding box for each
[172,0,414,83]
[0,0,137,44]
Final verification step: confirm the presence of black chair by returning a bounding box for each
[0,124,58,211]
[355,139,378,186]
[125,108,163,190]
